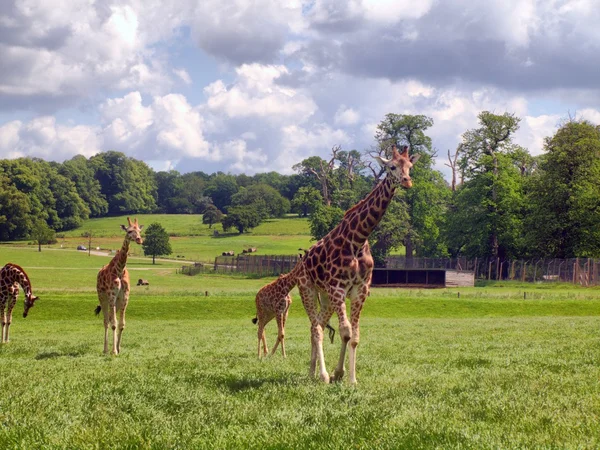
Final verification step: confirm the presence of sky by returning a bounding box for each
[1,0,600,178]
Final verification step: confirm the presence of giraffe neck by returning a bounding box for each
[274,265,301,292]
[112,239,130,275]
[339,176,396,246]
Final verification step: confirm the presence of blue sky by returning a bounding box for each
[1,0,599,178]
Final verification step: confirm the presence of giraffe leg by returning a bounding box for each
[270,314,284,357]
[4,293,17,343]
[348,285,369,385]
[299,285,328,382]
[0,294,6,343]
[281,301,290,358]
[116,282,129,355]
[257,321,269,358]
[328,288,351,383]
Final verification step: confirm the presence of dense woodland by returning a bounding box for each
[1,112,600,264]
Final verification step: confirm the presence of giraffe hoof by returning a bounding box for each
[320,372,330,383]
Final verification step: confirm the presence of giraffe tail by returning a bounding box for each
[325,322,336,344]
[94,305,102,316]
[252,317,258,325]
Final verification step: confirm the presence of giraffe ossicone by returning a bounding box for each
[297,144,419,384]
[95,217,144,355]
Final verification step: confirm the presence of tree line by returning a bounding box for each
[1,112,599,264]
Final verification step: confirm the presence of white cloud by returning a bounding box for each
[362,0,434,23]
[0,117,101,160]
[173,68,192,85]
[205,64,317,123]
[334,105,360,126]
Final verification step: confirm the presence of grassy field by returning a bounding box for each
[1,248,599,448]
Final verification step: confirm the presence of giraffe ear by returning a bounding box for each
[121,225,128,231]
[138,225,144,231]
[410,153,421,164]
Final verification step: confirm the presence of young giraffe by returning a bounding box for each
[252,256,335,358]
[0,263,39,343]
[95,217,143,355]
[297,145,419,384]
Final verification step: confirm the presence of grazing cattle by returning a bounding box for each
[137,279,149,286]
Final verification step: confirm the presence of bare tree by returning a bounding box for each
[445,145,462,192]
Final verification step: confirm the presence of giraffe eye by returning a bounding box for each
[390,166,396,170]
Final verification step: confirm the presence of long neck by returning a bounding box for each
[339,176,396,246]
[276,262,303,292]
[16,271,34,299]
[112,238,131,274]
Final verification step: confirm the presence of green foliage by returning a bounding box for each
[370,195,410,266]
[525,120,600,257]
[142,222,172,264]
[60,155,108,217]
[222,206,262,234]
[308,204,344,240]
[30,220,56,251]
[202,204,223,228]
[89,151,157,214]
[373,113,449,258]
[230,183,290,218]
[291,186,322,217]
[446,111,526,259]
[0,172,32,240]
[204,174,239,211]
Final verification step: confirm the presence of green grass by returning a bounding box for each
[1,247,600,448]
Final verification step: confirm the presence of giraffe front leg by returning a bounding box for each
[257,323,268,358]
[311,323,329,383]
[329,289,351,383]
[4,295,17,343]
[348,286,368,385]
[270,314,284,357]
[116,278,130,355]
[1,299,6,343]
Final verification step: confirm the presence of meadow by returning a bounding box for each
[1,245,600,448]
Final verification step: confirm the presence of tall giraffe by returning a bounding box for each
[297,145,419,384]
[0,263,39,343]
[95,217,143,355]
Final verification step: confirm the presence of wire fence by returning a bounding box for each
[177,254,600,286]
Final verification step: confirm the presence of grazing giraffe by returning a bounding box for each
[95,217,143,355]
[297,145,419,383]
[0,263,39,343]
[253,256,335,358]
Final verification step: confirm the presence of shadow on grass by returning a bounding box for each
[35,350,86,360]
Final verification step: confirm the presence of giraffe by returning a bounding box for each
[95,217,143,355]
[0,263,39,343]
[296,145,419,384]
[253,256,335,358]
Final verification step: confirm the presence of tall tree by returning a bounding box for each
[230,184,290,218]
[447,111,525,259]
[30,220,56,252]
[292,186,323,217]
[60,155,108,217]
[525,119,600,257]
[222,206,261,234]
[372,114,450,258]
[202,204,223,228]
[142,223,172,264]
[204,174,239,211]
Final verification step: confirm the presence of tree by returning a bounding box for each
[446,111,526,259]
[308,204,345,241]
[60,155,108,217]
[291,186,323,217]
[142,223,172,264]
[204,174,239,211]
[524,119,600,257]
[222,206,261,234]
[30,220,56,252]
[203,204,223,228]
[230,183,290,219]
[371,114,450,258]
[370,196,410,266]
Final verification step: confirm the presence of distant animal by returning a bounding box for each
[95,217,144,355]
[137,279,149,286]
[0,263,39,343]
[243,247,257,254]
[222,250,235,256]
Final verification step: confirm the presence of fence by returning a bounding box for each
[177,255,600,286]
[385,256,600,286]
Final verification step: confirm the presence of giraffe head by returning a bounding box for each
[23,294,39,318]
[375,144,420,188]
[120,217,144,244]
